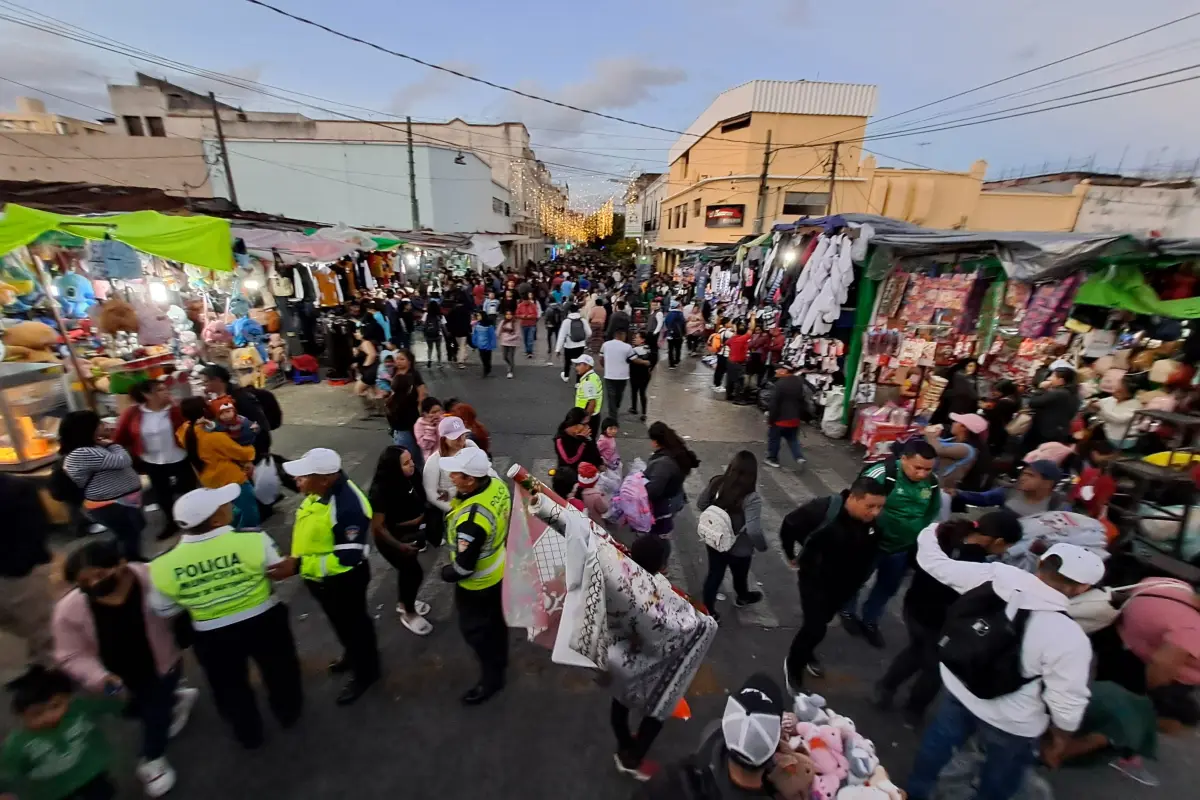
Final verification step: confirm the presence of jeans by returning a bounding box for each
[843,548,910,626]
[605,378,627,419]
[522,325,536,354]
[547,327,560,356]
[130,666,180,761]
[502,345,516,373]
[667,338,683,367]
[425,335,442,364]
[702,546,752,612]
[713,355,727,387]
[879,609,943,715]
[86,501,146,561]
[725,362,746,398]
[767,425,804,462]
[374,529,425,610]
[906,693,1036,800]
[232,482,260,530]
[629,371,649,415]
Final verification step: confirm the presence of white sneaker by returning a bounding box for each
[136,758,176,798]
[713,385,725,393]
[560,374,569,383]
[168,687,199,738]
[396,600,430,616]
[507,372,513,379]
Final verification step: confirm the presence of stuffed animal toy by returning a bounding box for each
[94,297,139,335]
[826,711,857,746]
[228,316,267,361]
[132,300,173,346]
[804,725,848,780]
[844,734,879,785]
[53,273,95,318]
[228,295,250,319]
[793,693,830,724]
[0,257,41,312]
[866,766,902,800]
[201,315,233,345]
[1,321,59,362]
[811,774,841,800]
[766,743,815,800]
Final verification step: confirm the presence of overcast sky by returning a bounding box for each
[2,0,1199,207]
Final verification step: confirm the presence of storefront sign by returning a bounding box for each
[705,204,745,228]
[624,204,642,238]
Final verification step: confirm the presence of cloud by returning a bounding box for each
[388,60,478,115]
[0,28,115,117]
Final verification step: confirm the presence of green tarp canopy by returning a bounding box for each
[0,204,232,272]
[1074,264,1200,319]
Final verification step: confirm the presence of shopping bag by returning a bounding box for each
[253,457,282,505]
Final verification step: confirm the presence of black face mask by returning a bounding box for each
[83,574,119,598]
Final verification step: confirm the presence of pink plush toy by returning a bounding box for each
[812,774,841,800]
[815,725,849,777]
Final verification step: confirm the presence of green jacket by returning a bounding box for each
[860,458,941,553]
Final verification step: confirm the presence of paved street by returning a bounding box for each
[2,348,1197,799]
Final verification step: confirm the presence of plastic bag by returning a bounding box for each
[253,457,282,505]
[821,386,847,439]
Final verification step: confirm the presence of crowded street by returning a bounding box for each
[2,327,1195,799]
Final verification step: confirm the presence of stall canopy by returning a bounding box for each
[0,203,232,272]
[234,227,359,264]
[1075,264,1200,319]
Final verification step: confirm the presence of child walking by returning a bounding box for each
[498,311,521,380]
[1,667,126,800]
[470,313,497,378]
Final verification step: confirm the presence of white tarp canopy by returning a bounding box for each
[469,234,507,268]
[232,227,357,264]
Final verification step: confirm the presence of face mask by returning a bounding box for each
[83,574,119,598]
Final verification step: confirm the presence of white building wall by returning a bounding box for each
[1075,184,1200,237]
[425,146,512,233]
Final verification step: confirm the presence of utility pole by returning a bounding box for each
[752,129,773,234]
[406,116,421,229]
[826,141,840,215]
[209,92,238,209]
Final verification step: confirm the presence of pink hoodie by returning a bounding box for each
[413,415,440,460]
[53,563,180,691]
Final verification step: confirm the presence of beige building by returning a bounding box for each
[657,80,1087,255]
[0,97,107,136]
[106,74,565,262]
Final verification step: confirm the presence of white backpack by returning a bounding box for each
[697,504,736,552]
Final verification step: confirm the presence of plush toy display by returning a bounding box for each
[767,742,816,800]
[94,297,140,334]
[227,316,267,361]
[793,692,830,724]
[783,693,893,800]
[53,273,96,318]
[0,256,42,312]
[2,321,60,362]
[132,300,173,345]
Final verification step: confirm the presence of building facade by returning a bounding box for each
[0,97,107,136]
[656,80,1088,251]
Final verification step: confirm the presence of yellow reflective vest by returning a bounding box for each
[574,370,604,414]
[291,478,372,581]
[149,527,277,630]
[446,478,511,591]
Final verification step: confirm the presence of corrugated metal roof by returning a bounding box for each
[668,80,878,165]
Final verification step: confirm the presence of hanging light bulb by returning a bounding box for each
[148,280,169,304]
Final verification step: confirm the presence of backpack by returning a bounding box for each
[569,316,586,342]
[423,314,442,338]
[938,582,1047,699]
[544,304,564,329]
[615,471,655,533]
[697,504,736,552]
[248,387,283,430]
[793,494,844,559]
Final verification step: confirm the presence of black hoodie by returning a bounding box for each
[779,493,879,589]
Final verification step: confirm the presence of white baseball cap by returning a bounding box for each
[440,447,492,478]
[282,447,342,477]
[1041,543,1106,585]
[572,354,595,366]
[437,416,469,440]
[173,484,241,529]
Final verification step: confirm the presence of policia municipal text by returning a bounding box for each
[438,447,512,706]
[148,484,302,749]
[271,448,381,706]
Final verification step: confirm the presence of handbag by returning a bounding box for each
[1005,411,1033,437]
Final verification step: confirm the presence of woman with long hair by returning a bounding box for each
[643,421,700,535]
[60,410,146,560]
[368,446,433,636]
[385,349,427,466]
[352,320,385,404]
[176,398,259,529]
[422,299,445,367]
[696,451,767,619]
[54,537,198,796]
[421,415,494,540]
[552,408,603,496]
[447,402,491,455]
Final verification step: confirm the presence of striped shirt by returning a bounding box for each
[64,445,143,501]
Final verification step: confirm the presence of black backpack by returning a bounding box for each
[938,582,1044,699]
[248,387,283,430]
[544,304,564,329]
[569,316,586,342]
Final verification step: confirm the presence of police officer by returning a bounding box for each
[148,484,302,749]
[438,447,511,705]
[573,354,604,437]
[271,448,380,705]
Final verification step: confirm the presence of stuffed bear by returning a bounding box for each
[94,297,139,334]
[1,320,59,362]
[132,300,173,345]
[766,743,815,800]
[812,774,841,800]
[794,693,830,724]
[867,765,903,800]
[844,734,879,785]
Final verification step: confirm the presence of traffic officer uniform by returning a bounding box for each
[283,448,381,695]
[573,354,604,439]
[148,484,302,748]
[439,447,512,704]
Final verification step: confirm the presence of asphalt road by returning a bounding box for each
[1,343,1196,799]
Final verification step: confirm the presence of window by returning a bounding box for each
[123,116,144,136]
[146,116,166,137]
[719,114,751,134]
[492,197,504,214]
[782,191,831,216]
[679,205,687,228]
[692,198,701,218]
[54,121,68,135]
[680,151,689,180]
[504,202,510,217]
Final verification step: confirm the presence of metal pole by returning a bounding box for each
[25,248,95,411]
[826,141,840,215]
[752,129,773,234]
[209,92,238,209]
[406,116,421,229]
